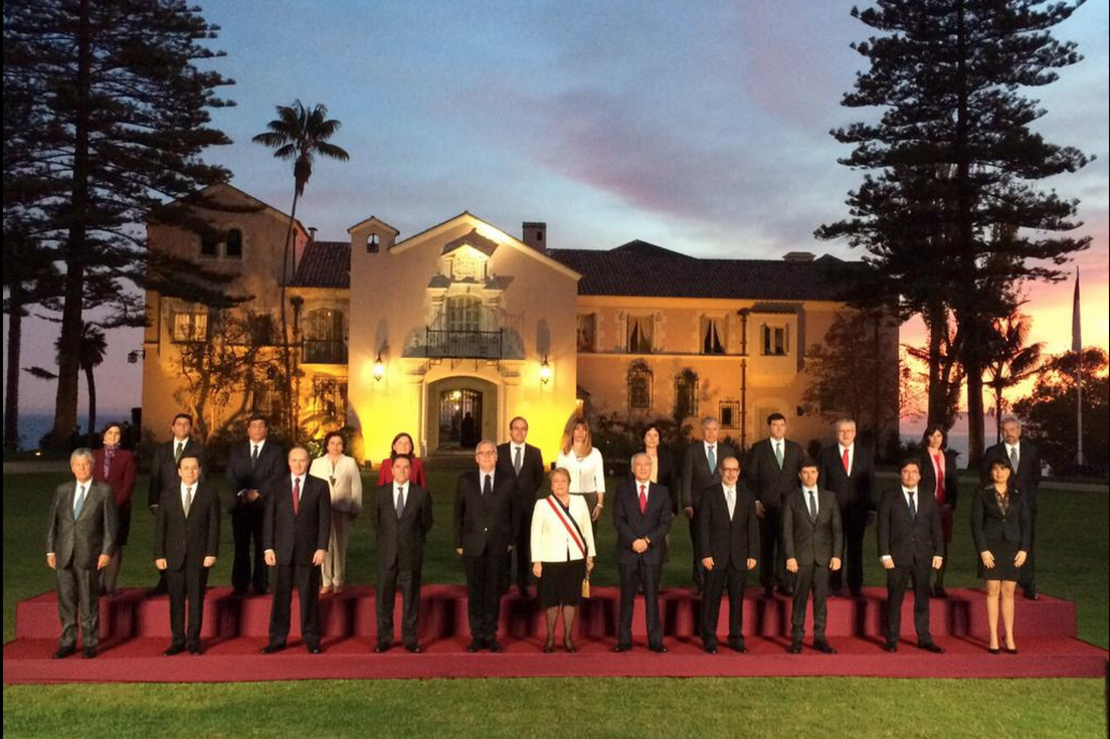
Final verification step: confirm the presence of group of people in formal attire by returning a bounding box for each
[46,409,1039,659]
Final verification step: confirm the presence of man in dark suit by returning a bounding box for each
[698,456,759,653]
[613,453,674,652]
[877,458,945,653]
[818,418,877,597]
[147,413,206,595]
[783,459,842,654]
[46,448,118,659]
[261,447,331,654]
[981,417,1043,599]
[496,416,545,598]
[154,453,220,655]
[454,439,519,652]
[370,454,433,653]
[680,417,735,592]
[745,412,804,597]
[226,415,287,595]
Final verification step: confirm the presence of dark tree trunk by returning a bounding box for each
[4,288,24,451]
[84,363,97,436]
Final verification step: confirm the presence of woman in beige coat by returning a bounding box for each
[311,431,363,594]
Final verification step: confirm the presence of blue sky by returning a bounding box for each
[5,0,1108,421]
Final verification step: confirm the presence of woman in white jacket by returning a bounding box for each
[531,468,595,653]
[310,431,363,594]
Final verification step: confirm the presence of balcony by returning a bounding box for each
[425,328,504,360]
[303,340,348,365]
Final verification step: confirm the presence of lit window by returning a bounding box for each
[627,361,652,411]
[577,314,596,353]
[762,325,788,356]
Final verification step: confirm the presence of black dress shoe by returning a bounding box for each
[882,641,898,653]
[1023,590,1040,601]
[777,586,794,597]
[307,643,323,654]
[1004,646,1018,655]
[487,640,504,653]
[405,644,424,654]
[466,640,483,653]
[763,587,775,598]
[188,644,204,656]
[788,643,803,655]
[81,647,97,659]
[829,588,843,598]
[260,643,285,654]
[612,643,632,653]
[373,643,391,653]
[254,586,270,597]
[53,646,77,659]
[932,585,948,598]
[728,642,748,654]
[849,588,863,598]
[919,642,944,654]
[814,641,837,654]
[648,644,668,654]
[704,645,718,654]
[162,644,185,656]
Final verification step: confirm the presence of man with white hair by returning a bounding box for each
[818,419,877,597]
[981,417,1043,600]
[46,449,118,659]
[680,417,736,592]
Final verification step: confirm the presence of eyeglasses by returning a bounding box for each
[722,467,740,473]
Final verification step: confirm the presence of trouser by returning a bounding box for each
[830,510,866,593]
[465,551,507,641]
[268,562,322,647]
[758,505,788,590]
[886,560,933,644]
[618,559,663,647]
[166,564,210,647]
[231,504,267,593]
[377,564,423,647]
[688,512,705,589]
[1019,505,1038,592]
[701,560,748,648]
[791,563,830,641]
[323,510,353,588]
[56,564,100,649]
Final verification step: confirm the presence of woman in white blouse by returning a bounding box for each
[310,431,363,594]
[531,468,596,652]
[555,419,606,530]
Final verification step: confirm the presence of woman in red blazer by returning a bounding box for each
[376,432,427,489]
[93,422,137,596]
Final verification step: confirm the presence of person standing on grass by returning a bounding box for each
[47,448,118,659]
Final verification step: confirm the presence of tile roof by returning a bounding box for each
[548,245,861,301]
[291,241,350,288]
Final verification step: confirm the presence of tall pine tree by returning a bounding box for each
[819,0,1092,465]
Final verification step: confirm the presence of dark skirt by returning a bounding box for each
[115,504,132,547]
[538,559,586,608]
[978,538,1024,581]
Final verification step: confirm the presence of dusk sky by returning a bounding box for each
[5,0,1108,426]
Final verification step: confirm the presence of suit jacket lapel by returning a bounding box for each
[65,481,79,522]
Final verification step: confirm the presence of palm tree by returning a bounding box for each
[984,311,1045,442]
[253,101,349,436]
[65,323,108,435]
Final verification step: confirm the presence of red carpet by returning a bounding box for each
[5,586,1106,683]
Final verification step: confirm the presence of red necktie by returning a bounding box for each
[639,484,647,514]
[933,454,945,505]
[841,448,850,475]
[292,477,300,515]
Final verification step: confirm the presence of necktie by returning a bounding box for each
[933,454,945,504]
[395,486,405,519]
[726,488,735,520]
[775,441,784,469]
[639,484,647,514]
[184,486,194,517]
[514,447,522,475]
[808,490,817,521]
[175,442,184,464]
[483,474,492,499]
[907,490,917,519]
[707,445,716,472]
[841,447,850,475]
[1009,446,1019,471]
[292,477,300,515]
[73,484,87,519]
[251,444,259,468]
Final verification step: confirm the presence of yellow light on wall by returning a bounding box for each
[539,354,552,385]
[373,352,385,382]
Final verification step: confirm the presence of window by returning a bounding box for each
[627,361,653,411]
[626,314,654,354]
[577,314,596,353]
[762,324,788,356]
[312,377,349,423]
[225,228,243,259]
[446,296,482,333]
[248,313,274,345]
[172,308,208,342]
[674,369,699,419]
[200,234,218,257]
[366,234,379,253]
[304,308,346,363]
[702,316,725,354]
[719,401,740,429]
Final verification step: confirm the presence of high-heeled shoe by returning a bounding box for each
[542,638,555,654]
[564,640,578,653]
[1004,646,1018,655]
[988,647,1001,655]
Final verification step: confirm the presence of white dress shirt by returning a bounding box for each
[556,448,606,495]
[802,487,819,516]
[838,443,854,476]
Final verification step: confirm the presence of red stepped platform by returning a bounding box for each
[5,586,1106,683]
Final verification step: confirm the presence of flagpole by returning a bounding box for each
[1073,268,1084,467]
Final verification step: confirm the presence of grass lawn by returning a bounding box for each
[4,468,1107,738]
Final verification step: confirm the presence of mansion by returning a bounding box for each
[141,184,898,464]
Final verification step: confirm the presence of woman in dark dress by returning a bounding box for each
[92,422,136,596]
[971,460,1030,654]
[919,425,960,597]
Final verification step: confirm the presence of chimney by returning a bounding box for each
[522,222,547,253]
[308,226,318,242]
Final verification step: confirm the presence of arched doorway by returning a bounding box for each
[426,376,498,452]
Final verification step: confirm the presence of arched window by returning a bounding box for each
[674,369,699,419]
[366,233,379,253]
[446,296,482,333]
[627,361,653,411]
